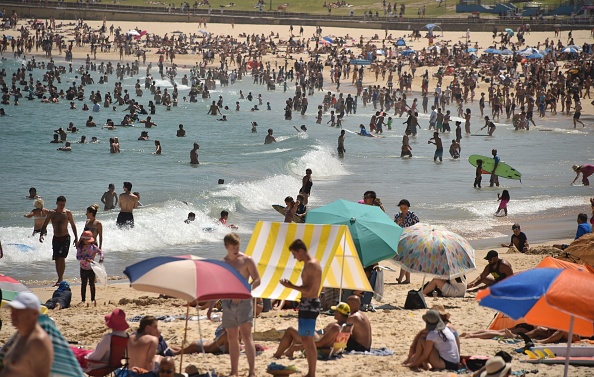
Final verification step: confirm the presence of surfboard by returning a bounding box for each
[5,243,33,252]
[468,154,522,181]
[521,357,594,366]
[531,346,594,358]
[272,204,305,223]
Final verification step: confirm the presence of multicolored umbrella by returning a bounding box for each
[123,255,252,302]
[306,199,402,267]
[39,315,86,377]
[0,273,34,301]
[476,268,594,377]
[393,223,476,279]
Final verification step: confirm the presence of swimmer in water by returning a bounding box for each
[24,198,49,237]
[185,212,196,224]
[449,139,461,159]
[218,210,238,229]
[264,129,276,144]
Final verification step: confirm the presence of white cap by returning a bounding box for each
[6,292,41,312]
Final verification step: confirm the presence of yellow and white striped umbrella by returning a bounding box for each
[245,221,372,301]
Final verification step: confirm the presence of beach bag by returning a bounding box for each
[91,262,107,286]
[404,289,427,310]
[372,269,384,302]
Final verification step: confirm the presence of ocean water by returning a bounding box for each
[1,57,593,282]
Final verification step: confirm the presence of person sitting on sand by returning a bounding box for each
[404,305,460,366]
[403,308,460,371]
[84,308,130,371]
[501,223,529,252]
[273,302,352,359]
[127,316,160,373]
[465,325,579,344]
[44,280,72,310]
[422,275,467,297]
[176,325,230,355]
[467,250,513,289]
[345,295,372,352]
[554,213,592,250]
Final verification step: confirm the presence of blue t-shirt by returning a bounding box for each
[576,223,592,240]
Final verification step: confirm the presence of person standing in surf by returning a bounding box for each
[190,143,200,164]
[464,108,471,134]
[117,182,138,229]
[428,132,443,162]
[495,190,510,216]
[84,204,103,249]
[100,183,118,211]
[572,164,594,186]
[300,169,313,205]
[490,149,500,187]
[481,116,496,136]
[39,196,78,286]
[337,130,346,159]
[24,198,49,237]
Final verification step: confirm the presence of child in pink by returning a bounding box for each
[496,190,510,216]
[76,230,104,303]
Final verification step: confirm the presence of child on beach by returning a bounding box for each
[76,230,104,304]
[496,190,510,216]
[474,159,483,188]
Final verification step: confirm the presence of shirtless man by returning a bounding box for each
[24,198,48,237]
[139,116,158,128]
[208,233,260,377]
[208,100,222,115]
[117,182,139,229]
[345,295,372,352]
[280,239,322,377]
[449,139,461,159]
[428,132,443,162]
[39,196,78,285]
[337,130,346,158]
[190,143,200,164]
[128,316,159,373]
[0,292,53,377]
[299,168,313,205]
[100,183,118,211]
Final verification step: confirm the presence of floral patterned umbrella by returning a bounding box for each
[393,223,476,279]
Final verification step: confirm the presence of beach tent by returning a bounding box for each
[245,221,373,301]
[487,256,593,330]
[421,23,443,37]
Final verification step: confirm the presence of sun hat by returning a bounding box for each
[331,302,351,316]
[105,308,129,331]
[479,356,512,377]
[430,304,451,322]
[573,165,581,172]
[422,309,446,331]
[6,292,41,312]
[80,230,95,243]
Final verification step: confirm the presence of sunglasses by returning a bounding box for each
[159,370,173,374]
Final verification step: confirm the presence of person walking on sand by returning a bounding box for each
[100,183,118,211]
[84,204,103,249]
[280,239,322,377]
[39,196,78,286]
[117,182,138,229]
[76,230,104,305]
[24,198,48,237]
[208,233,261,377]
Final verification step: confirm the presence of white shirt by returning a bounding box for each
[86,330,128,367]
[429,109,438,123]
[427,327,459,364]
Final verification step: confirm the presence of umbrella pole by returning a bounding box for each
[563,316,574,377]
[339,231,346,303]
[179,304,189,374]
[197,307,205,354]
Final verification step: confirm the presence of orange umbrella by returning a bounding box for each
[538,255,594,273]
[477,268,594,377]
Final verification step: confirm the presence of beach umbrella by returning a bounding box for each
[400,49,416,56]
[500,49,514,55]
[396,38,406,46]
[527,52,544,59]
[198,29,209,36]
[305,199,403,267]
[428,45,441,52]
[323,36,334,44]
[562,47,579,54]
[393,223,476,279]
[124,255,252,373]
[123,255,251,302]
[134,30,147,40]
[126,29,140,36]
[566,44,582,51]
[476,268,594,377]
[39,315,85,377]
[467,47,477,52]
[561,232,594,266]
[0,273,34,301]
[376,49,386,55]
[504,28,514,36]
[519,47,538,56]
[483,48,501,54]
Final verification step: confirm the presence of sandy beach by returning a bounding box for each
[1,17,594,377]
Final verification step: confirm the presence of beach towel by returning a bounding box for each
[372,269,384,302]
[344,347,395,356]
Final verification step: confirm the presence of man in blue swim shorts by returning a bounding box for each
[280,239,322,377]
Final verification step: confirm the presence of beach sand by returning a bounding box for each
[1,18,593,376]
[0,243,589,377]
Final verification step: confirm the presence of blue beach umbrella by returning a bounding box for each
[484,48,501,54]
[400,49,416,56]
[500,49,514,55]
[562,47,579,54]
[323,36,334,44]
[527,52,543,59]
[467,47,477,52]
[396,38,406,46]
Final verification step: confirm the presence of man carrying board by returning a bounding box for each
[280,239,322,377]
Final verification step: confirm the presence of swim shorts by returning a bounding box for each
[221,299,253,328]
[346,337,370,352]
[116,212,134,228]
[52,235,71,260]
[434,148,444,160]
[574,112,581,119]
[297,297,321,337]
